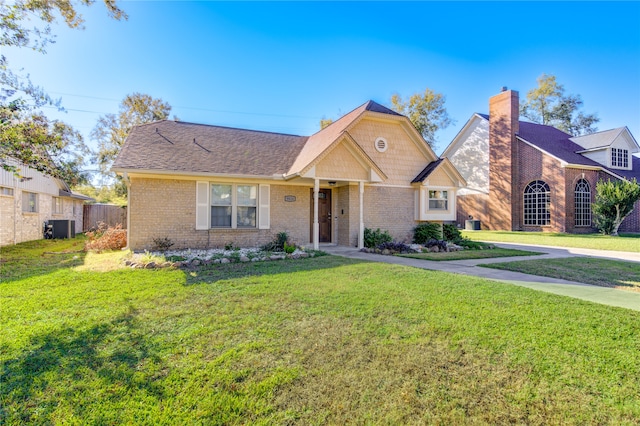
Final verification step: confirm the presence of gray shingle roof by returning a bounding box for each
[112,120,309,176]
[113,100,403,178]
[476,114,640,180]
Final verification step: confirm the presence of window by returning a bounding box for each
[211,184,232,227]
[0,186,14,196]
[428,190,448,210]
[523,180,550,226]
[236,185,257,227]
[210,183,257,228]
[22,192,38,213]
[53,197,63,214]
[611,148,629,168]
[574,179,591,227]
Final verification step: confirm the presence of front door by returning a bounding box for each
[310,188,332,243]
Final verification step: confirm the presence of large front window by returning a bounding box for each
[574,179,591,227]
[523,180,550,226]
[428,190,448,210]
[210,184,257,228]
[611,148,629,168]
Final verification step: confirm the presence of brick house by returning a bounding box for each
[1,158,92,246]
[442,89,640,233]
[112,101,466,251]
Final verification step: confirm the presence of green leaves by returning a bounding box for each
[593,178,640,235]
[520,74,599,136]
[390,87,453,150]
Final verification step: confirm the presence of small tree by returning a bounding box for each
[592,178,640,236]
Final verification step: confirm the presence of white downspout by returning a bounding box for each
[123,172,131,250]
[358,181,364,249]
[313,179,319,250]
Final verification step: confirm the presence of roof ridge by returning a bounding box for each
[152,119,305,138]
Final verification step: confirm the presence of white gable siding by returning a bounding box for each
[447,118,490,195]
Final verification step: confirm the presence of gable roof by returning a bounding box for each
[412,157,466,186]
[112,120,309,177]
[474,114,640,181]
[285,100,404,178]
[570,127,638,151]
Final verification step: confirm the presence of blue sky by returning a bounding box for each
[8,1,640,159]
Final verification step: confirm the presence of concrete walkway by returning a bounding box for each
[321,243,640,312]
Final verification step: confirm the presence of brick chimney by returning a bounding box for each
[488,88,519,230]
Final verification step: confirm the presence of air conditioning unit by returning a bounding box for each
[49,220,76,239]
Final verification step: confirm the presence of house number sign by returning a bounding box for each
[284,195,297,202]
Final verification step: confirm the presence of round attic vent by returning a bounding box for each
[375,137,388,153]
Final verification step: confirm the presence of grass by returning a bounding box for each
[398,248,542,261]
[2,238,640,424]
[483,257,640,291]
[461,230,640,252]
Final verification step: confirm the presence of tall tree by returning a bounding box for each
[520,74,599,136]
[0,0,126,177]
[390,88,453,150]
[0,100,89,184]
[92,93,172,179]
[592,178,640,236]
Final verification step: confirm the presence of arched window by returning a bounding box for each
[523,180,550,226]
[575,179,591,227]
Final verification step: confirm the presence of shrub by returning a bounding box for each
[423,238,448,251]
[283,241,296,254]
[152,237,174,252]
[85,222,127,252]
[443,223,462,243]
[376,241,414,254]
[364,228,393,248]
[413,223,442,244]
[261,231,290,252]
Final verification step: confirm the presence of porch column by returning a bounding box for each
[313,178,320,250]
[358,181,364,249]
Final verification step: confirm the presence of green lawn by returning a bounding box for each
[461,230,640,252]
[483,257,640,291]
[2,238,640,424]
[398,248,542,261]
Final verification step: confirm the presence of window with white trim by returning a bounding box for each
[196,182,269,230]
[574,179,591,227]
[22,192,38,213]
[0,186,14,196]
[523,180,550,226]
[53,197,63,214]
[611,148,629,168]
[428,190,448,210]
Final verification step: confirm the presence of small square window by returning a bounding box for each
[0,187,14,196]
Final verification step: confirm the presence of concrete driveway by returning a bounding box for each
[321,243,640,312]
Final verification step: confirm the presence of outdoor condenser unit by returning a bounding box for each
[49,220,76,239]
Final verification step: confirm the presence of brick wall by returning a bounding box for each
[488,90,519,230]
[456,193,490,229]
[128,178,315,250]
[364,185,415,243]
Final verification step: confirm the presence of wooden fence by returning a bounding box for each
[83,204,127,231]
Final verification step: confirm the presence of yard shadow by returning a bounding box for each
[0,237,88,284]
[0,306,165,422]
[182,254,369,285]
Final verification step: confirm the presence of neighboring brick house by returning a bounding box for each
[112,101,466,251]
[0,158,93,246]
[442,89,640,233]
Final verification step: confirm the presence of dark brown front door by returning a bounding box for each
[310,188,332,243]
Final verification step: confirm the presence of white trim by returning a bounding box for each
[258,184,270,229]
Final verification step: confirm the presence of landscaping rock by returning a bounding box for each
[145,262,156,269]
[382,249,391,255]
[240,256,250,262]
[270,255,285,261]
[191,259,201,266]
[220,258,230,264]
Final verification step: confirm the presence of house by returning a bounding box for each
[0,158,93,246]
[442,89,640,233]
[112,100,466,251]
